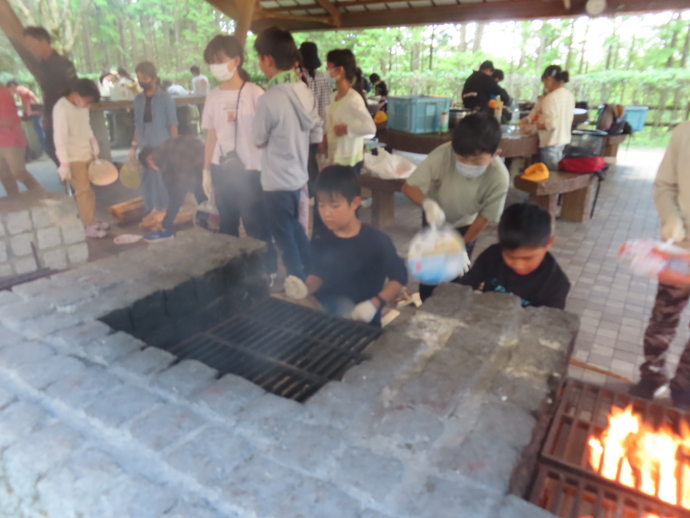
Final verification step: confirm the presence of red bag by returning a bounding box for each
[558,156,606,174]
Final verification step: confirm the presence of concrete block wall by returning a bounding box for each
[0,191,88,277]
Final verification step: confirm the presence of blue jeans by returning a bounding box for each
[264,189,310,280]
[540,145,565,171]
[211,165,278,274]
[30,115,45,154]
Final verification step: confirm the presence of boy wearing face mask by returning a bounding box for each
[130,61,178,216]
[402,112,509,301]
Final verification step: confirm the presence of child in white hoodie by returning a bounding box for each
[53,78,107,238]
[252,27,322,281]
[632,120,690,408]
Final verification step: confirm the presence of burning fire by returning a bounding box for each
[587,404,690,510]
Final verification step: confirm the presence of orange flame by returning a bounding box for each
[586,404,690,511]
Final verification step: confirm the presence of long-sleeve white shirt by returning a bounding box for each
[536,87,575,148]
[655,121,690,247]
[326,88,376,167]
[52,97,95,164]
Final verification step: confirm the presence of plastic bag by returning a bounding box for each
[407,226,468,285]
[618,239,690,286]
[194,199,221,233]
[363,149,416,180]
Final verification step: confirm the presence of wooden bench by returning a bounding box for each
[358,175,405,229]
[603,134,627,159]
[513,171,598,222]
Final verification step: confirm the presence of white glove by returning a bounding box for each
[128,147,136,161]
[58,163,71,182]
[351,300,378,323]
[422,199,446,227]
[284,275,308,300]
[460,251,471,275]
[661,215,686,243]
[202,168,214,199]
[90,137,100,159]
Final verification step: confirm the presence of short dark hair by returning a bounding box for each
[69,78,101,103]
[23,26,51,43]
[542,64,570,83]
[498,203,553,250]
[135,61,158,79]
[138,146,154,168]
[370,73,381,83]
[190,65,200,75]
[479,60,494,72]
[451,112,502,157]
[254,26,299,71]
[316,165,361,204]
[6,80,18,88]
[492,69,505,81]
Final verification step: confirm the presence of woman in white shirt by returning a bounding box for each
[526,65,575,170]
[52,78,108,238]
[322,49,376,176]
[201,35,277,275]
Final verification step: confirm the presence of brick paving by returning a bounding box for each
[372,148,676,389]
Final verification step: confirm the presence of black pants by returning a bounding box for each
[418,217,475,302]
[307,143,320,198]
[44,125,59,167]
[211,165,278,274]
[162,177,196,232]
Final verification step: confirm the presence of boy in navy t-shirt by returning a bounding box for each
[285,165,408,326]
[459,203,570,309]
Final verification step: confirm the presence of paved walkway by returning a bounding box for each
[18,147,676,388]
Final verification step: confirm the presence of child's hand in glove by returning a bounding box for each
[351,300,378,323]
[58,163,71,182]
[422,199,445,227]
[662,215,686,244]
[284,275,308,300]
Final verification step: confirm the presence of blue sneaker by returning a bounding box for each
[144,229,174,243]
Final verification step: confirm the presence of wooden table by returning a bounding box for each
[359,175,405,228]
[377,127,539,161]
[514,171,598,222]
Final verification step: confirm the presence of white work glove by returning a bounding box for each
[351,300,378,323]
[90,137,100,159]
[202,168,214,199]
[460,250,471,275]
[128,146,136,161]
[57,163,71,182]
[661,215,686,243]
[422,199,446,227]
[284,275,308,300]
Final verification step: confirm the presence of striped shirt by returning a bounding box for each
[305,70,331,129]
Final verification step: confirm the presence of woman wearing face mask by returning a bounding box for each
[321,49,376,176]
[52,78,107,238]
[402,113,510,301]
[200,34,277,277]
[524,65,575,171]
[129,61,178,215]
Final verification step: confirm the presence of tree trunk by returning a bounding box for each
[564,19,576,71]
[472,22,484,54]
[174,18,182,71]
[410,42,420,72]
[666,12,681,69]
[81,14,93,73]
[680,20,690,68]
[578,20,590,75]
[458,23,467,53]
[429,25,435,70]
[627,36,636,69]
[0,0,42,81]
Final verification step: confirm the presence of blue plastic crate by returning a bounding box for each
[387,96,452,134]
[623,106,648,132]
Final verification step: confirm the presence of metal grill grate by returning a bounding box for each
[533,379,690,518]
[163,297,381,402]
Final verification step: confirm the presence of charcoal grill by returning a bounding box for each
[531,379,690,518]
[163,297,381,402]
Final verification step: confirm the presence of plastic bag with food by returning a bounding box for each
[363,149,416,180]
[407,226,469,285]
[618,239,690,286]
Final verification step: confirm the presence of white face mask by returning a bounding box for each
[210,63,235,82]
[455,160,488,179]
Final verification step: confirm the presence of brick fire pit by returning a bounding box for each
[0,229,578,517]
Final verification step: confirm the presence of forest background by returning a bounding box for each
[1,0,690,147]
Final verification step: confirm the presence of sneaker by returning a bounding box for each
[84,224,107,238]
[629,378,667,400]
[93,220,110,231]
[144,229,174,242]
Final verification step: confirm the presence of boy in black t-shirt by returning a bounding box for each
[459,203,570,309]
[285,165,408,326]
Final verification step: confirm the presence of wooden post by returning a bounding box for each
[234,0,257,45]
[0,0,41,82]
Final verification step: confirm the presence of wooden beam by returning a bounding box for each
[255,9,335,26]
[236,0,257,44]
[0,0,42,81]
[313,0,342,26]
[563,0,572,9]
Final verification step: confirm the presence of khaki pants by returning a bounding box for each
[69,161,95,227]
[0,147,43,195]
